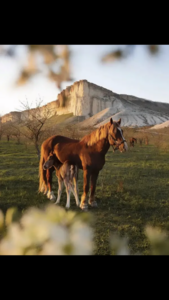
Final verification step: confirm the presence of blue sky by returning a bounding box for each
[0,45,169,115]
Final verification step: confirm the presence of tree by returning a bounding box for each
[16,99,53,159]
[10,125,21,144]
[0,116,4,140]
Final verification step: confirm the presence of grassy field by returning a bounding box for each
[1,137,169,255]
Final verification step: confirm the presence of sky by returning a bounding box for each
[0,45,169,116]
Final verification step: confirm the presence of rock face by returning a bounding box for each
[56,80,118,117]
[1,80,117,123]
[1,100,59,123]
[1,80,169,127]
[0,111,21,123]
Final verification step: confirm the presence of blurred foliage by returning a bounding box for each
[0,204,94,255]
[0,203,169,255]
[0,45,160,90]
[101,45,159,63]
[0,45,73,90]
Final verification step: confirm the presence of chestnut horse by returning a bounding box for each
[39,118,128,211]
[129,137,137,147]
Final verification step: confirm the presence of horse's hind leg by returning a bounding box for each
[80,170,90,211]
[54,177,64,205]
[88,171,99,208]
[46,168,56,201]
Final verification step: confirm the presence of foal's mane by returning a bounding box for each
[80,122,111,147]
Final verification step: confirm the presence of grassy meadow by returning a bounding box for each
[1,126,169,255]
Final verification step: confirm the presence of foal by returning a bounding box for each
[43,153,79,209]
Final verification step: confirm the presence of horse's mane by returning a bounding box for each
[80,122,110,147]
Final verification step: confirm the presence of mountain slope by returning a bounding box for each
[77,94,169,128]
[149,120,169,130]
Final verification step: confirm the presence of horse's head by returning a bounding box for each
[43,152,62,170]
[108,118,128,152]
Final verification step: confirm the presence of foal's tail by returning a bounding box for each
[38,146,48,194]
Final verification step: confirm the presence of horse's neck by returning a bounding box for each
[94,137,110,155]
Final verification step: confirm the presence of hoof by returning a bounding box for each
[80,203,88,212]
[49,195,56,201]
[47,191,56,201]
[88,200,98,208]
[54,201,60,205]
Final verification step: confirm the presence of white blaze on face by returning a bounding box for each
[117,127,128,151]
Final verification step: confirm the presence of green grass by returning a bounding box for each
[1,139,169,255]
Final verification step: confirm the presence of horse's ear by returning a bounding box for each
[110,118,113,125]
[117,118,121,126]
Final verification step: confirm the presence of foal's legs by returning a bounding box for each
[46,168,56,200]
[88,171,99,207]
[71,176,80,207]
[66,172,80,207]
[61,167,80,209]
[80,170,90,211]
[54,177,64,205]
[64,180,72,209]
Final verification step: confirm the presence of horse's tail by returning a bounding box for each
[38,145,48,194]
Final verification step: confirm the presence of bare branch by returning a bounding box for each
[15,99,53,157]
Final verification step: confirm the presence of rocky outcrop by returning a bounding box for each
[1,80,118,123]
[1,100,59,123]
[1,111,21,123]
[56,80,116,117]
[1,80,169,128]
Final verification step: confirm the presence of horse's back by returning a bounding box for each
[41,135,79,156]
[43,135,78,146]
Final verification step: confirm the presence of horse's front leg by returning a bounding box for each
[46,168,56,201]
[80,169,90,212]
[88,171,99,208]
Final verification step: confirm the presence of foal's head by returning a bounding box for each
[108,118,128,152]
[43,152,62,170]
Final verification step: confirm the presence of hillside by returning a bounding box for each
[149,120,169,130]
[1,80,169,128]
[77,96,169,128]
